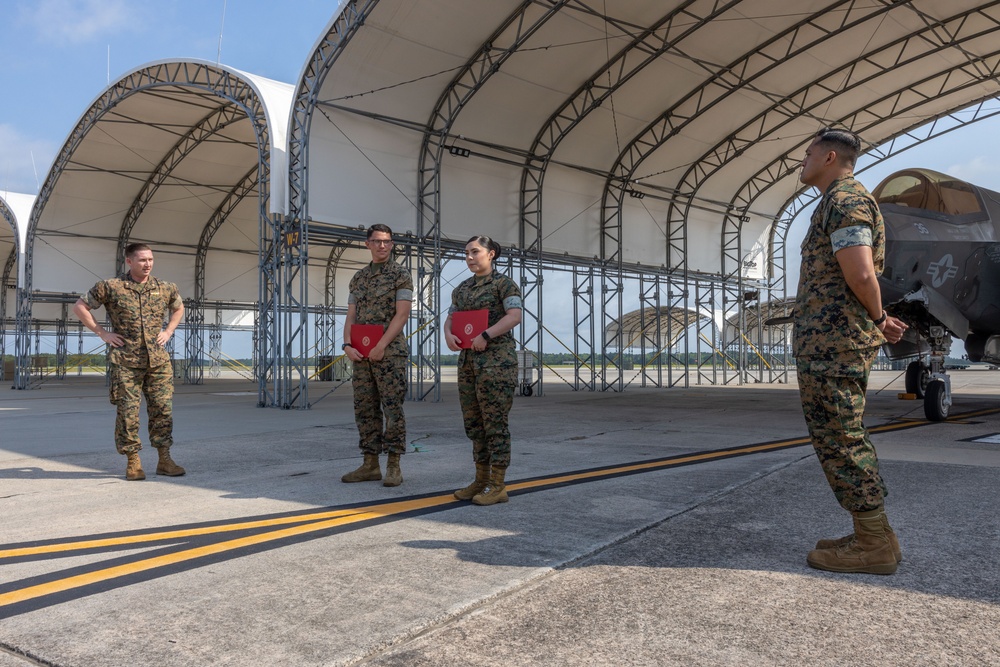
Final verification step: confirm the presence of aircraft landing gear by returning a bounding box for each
[921,325,953,421]
[904,360,930,398]
[924,377,951,421]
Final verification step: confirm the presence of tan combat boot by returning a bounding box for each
[125,452,145,481]
[156,448,186,476]
[383,453,403,487]
[807,507,898,575]
[342,453,382,483]
[815,510,902,562]
[472,465,508,506]
[454,462,491,500]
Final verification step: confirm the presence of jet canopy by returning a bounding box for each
[873,168,987,222]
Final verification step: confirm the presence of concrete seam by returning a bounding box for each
[347,450,814,666]
[0,642,59,667]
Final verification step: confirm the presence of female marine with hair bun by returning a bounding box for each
[444,235,523,505]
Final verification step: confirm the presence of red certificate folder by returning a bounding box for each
[452,309,489,349]
[350,324,385,358]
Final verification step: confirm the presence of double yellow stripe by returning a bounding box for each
[0,495,455,608]
[4,407,992,612]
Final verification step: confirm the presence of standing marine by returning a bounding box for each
[794,127,908,574]
[341,224,413,487]
[444,235,522,505]
[72,242,186,480]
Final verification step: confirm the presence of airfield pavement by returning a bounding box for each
[2,366,1000,666]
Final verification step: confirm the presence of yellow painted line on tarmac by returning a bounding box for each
[4,405,999,613]
[0,507,372,560]
[506,437,812,492]
[0,494,455,609]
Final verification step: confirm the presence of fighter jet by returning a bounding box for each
[873,168,1000,420]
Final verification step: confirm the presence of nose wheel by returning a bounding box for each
[924,378,951,421]
[900,325,952,421]
[904,360,930,398]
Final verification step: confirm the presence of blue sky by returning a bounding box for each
[3,1,1000,204]
[1,0,333,195]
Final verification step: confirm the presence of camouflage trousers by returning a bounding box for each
[458,362,517,467]
[110,362,174,455]
[352,356,407,455]
[796,347,887,512]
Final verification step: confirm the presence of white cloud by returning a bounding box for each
[18,0,138,45]
[0,124,58,196]
[944,155,1000,191]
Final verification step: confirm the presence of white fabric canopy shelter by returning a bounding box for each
[280,0,1000,405]
[16,60,295,388]
[13,2,1000,404]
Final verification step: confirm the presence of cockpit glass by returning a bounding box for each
[873,170,984,217]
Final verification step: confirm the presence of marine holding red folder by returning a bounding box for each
[443,235,523,507]
[340,224,414,489]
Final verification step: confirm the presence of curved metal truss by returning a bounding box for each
[283,0,380,409]
[591,0,902,390]
[516,0,743,393]
[284,1,1000,407]
[686,4,1000,384]
[114,103,251,275]
[1,199,16,383]
[413,0,571,402]
[584,1,1000,388]
[17,61,272,391]
[186,165,264,385]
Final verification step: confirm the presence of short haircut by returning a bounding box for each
[467,235,502,261]
[367,224,393,239]
[125,242,151,258]
[815,127,862,167]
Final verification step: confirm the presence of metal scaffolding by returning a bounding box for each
[14,2,1000,409]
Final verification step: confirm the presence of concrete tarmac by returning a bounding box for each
[2,368,999,666]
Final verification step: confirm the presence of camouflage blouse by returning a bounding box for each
[794,175,886,357]
[450,270,522,368]
[83,274,183,368]
[348,260,413,358]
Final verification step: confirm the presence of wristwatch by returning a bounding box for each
[342,343,351,350]
[480,330,491,341]
[873,312,887,326]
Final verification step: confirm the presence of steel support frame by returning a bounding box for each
[598,183,624,393]
[114,103,250,275]
[694,280,719,386]
[636,273,663,388]
[598,0,906,393]
[186,166,263,386]
[413,0,570,402]
[1,247,14,382]
[722,13,1000,373]
[55,303,68,380]
[284,0,379,409]
[519,0,735,398]
[572,265,596,391]
[684,1,1000,384]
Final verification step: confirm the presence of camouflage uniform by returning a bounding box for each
[794,175,888,512]
[450,270,522,467]
[83,274,183,455]
[348,260,413,455]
